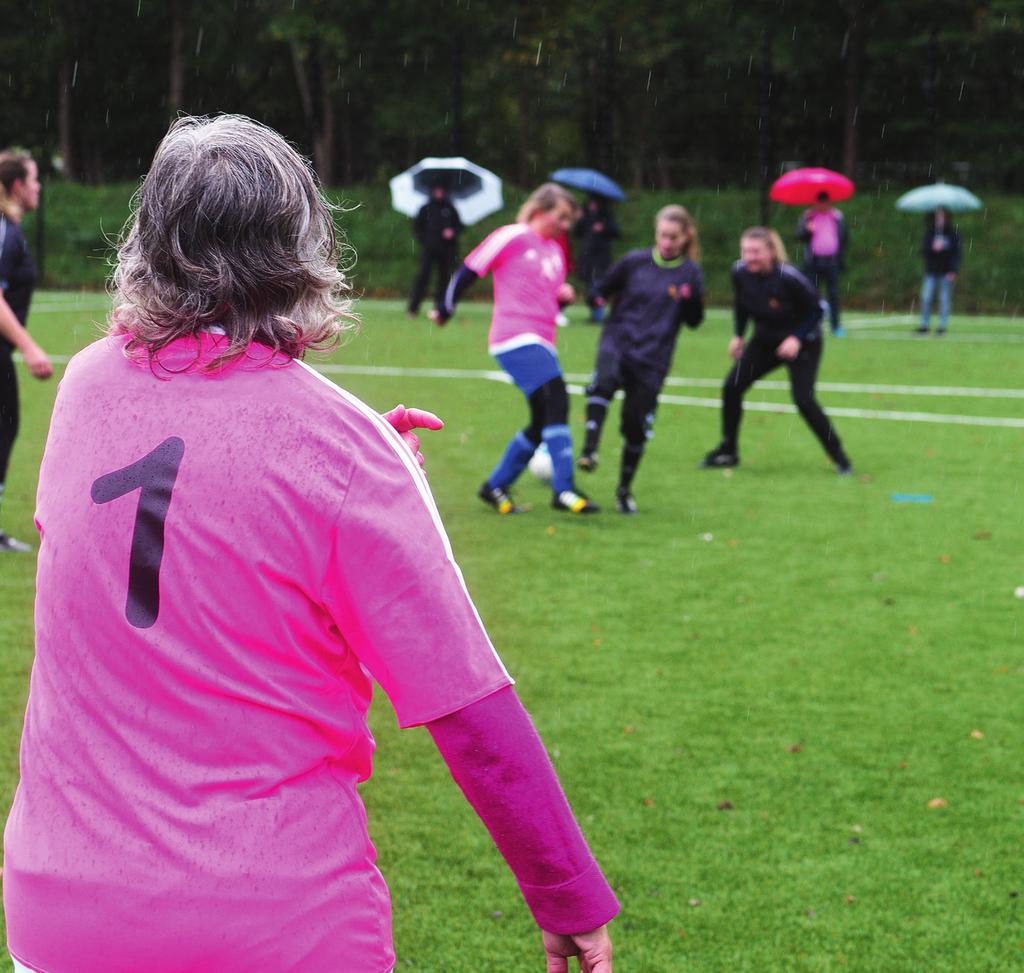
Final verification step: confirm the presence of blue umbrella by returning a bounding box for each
[895,183,982,213]
[550,168,626,201]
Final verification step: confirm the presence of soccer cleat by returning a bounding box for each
[832,327,847,337]
[699,447,739,469]
[836,462,855,476]
[552,490,600,514]
[915,325,930,334]
[576,452,599,473]
[0,530,32,553]
[478,483,522,515]
[615,488,638,514]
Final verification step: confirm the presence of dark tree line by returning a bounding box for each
[3,0,1024,191]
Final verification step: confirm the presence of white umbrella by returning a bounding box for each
[895,183,983,213]
[389,157,503,226]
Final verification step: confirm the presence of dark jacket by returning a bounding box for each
[796,208,849,267]
[922,223,961,276]
[732,260,822,342]
[0,215,37,352]
[413,198,463,250]
[575,205,621,259]
[596,249,704,386]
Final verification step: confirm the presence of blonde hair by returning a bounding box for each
[655,204,701,261]
[740,226,788,264]
[516,182,580,225]
[110,114,357,369]
[0,149,33,220]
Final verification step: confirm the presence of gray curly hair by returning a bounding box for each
[110,114,356,366]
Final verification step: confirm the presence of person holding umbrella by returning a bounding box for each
[796,191,849,336]
[576,194,621,322]
[700,227,853,475]
[577,204,704,514]
[407,181,463,319]
[433,183,600,514]
[916,207,960,335]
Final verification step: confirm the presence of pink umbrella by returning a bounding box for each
[770,167,855,206]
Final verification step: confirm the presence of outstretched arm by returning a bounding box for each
[427,686,618,962]
[431,263,479,324]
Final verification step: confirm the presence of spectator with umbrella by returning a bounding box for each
[407,181,463,319]
[915,207,961,335]
[796,191,849,336]
[551,169,626,323]
[895,183,981,336]
[389,157,503,318]
[575,194,621,322]
[771,168,854,337]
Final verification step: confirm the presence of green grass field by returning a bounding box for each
[2,295,1023,971]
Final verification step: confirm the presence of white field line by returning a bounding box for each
[23,358,1024,428]
[655,376,1024,399]
[849,330,1024,343]
[843,315,917,330]
[313,364,1024,401]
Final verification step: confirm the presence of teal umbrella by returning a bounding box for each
[895,183,982,213]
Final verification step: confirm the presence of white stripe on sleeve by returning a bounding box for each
[464,224,528,275]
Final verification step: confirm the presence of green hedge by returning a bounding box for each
[23,182,1023,314]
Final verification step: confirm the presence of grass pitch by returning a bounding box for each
[2,295,1023,972]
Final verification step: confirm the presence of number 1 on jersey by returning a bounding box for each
[91,437,185,629]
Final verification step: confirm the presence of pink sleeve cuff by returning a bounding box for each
[427,686,619,934]
[517,857,621,935]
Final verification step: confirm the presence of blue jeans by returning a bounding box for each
[920,274,953,331]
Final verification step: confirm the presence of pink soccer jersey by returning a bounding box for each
[463,224,566,353]
[3,332,513,973]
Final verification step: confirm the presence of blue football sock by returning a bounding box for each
[542,424,575,494]
[487,431,536,489]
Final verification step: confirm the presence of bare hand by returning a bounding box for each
[945,272,957,281]
[776,336,801,360]
[442,227,455,240]
[728,336,745,361]
[557,283,576,305]
[24,344,53,379]
[542,925,612,973]
[383,404,444,470]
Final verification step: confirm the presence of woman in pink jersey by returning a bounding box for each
[3,116,617,973]
[433,184,600,514]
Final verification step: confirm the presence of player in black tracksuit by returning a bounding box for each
[407,184,463,317]
[0,149,53,552]
[700,227,852,474]
[578,205,704,513]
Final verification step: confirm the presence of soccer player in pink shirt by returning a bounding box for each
[433,184,600,514]
[3,115,617,972]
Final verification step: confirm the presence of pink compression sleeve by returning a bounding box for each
[426,686,620,934]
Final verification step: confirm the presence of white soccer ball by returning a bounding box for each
[528,444,553,482]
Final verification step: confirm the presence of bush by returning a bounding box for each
[23,182,1022,314]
